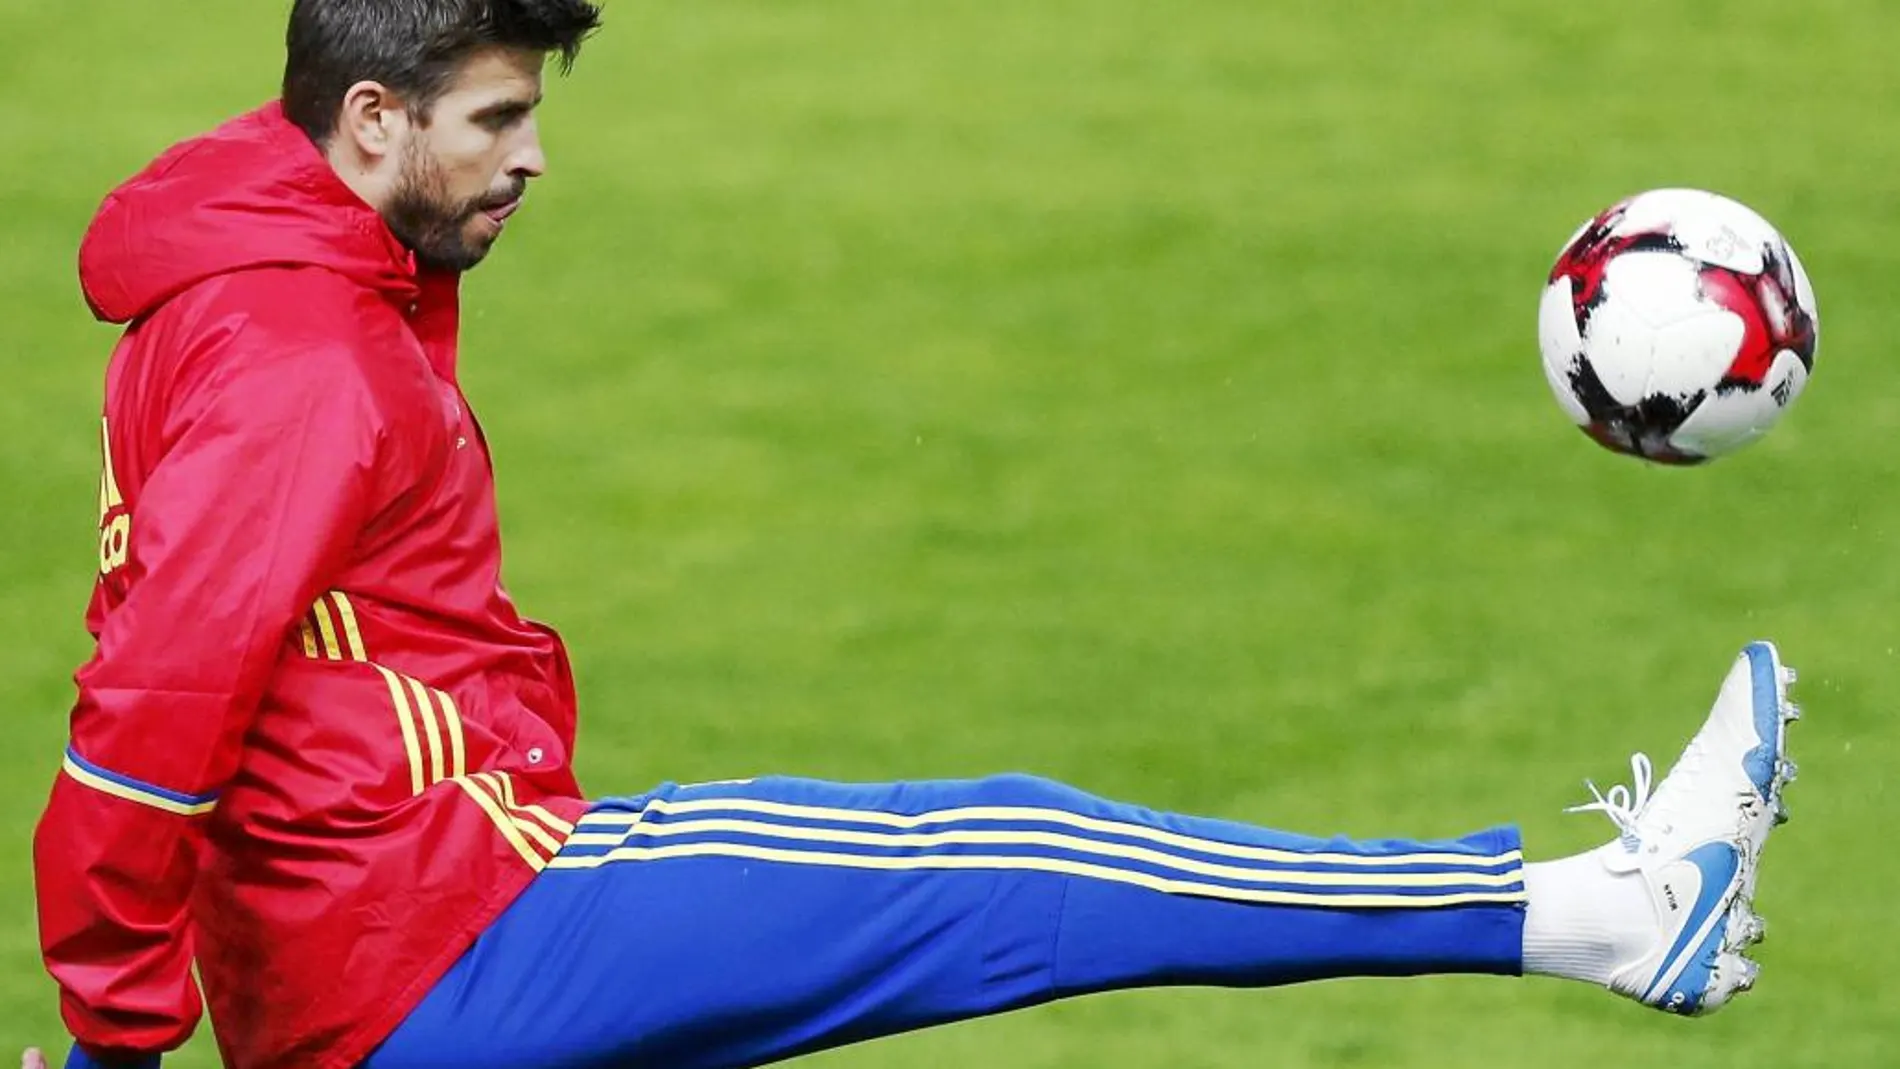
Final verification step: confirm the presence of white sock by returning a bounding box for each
[1521,845,1658,985]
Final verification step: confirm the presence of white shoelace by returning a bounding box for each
[1565,752,1654,848]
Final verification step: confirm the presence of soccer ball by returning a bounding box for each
[1537,188,1819,465]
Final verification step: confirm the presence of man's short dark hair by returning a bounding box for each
[282,0,603,144]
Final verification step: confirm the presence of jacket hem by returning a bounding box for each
[301,866,541,1069]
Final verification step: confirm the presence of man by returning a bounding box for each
[28,2,1801,1067]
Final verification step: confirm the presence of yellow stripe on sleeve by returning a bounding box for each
[61,755,217,817]
[298,619,319,659]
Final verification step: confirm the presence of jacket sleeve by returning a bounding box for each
[33,316,391,1063]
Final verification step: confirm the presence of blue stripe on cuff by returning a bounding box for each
[63,746,219,808]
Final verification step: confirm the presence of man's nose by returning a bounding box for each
[509,119,547,180]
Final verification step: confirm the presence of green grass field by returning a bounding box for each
[5,1,1899,1065]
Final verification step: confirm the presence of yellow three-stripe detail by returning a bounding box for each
[371,666,473,794]
[495,771,574,836]
[437,690,467,784]
[568,817,1520,888]
[312,604,343,661]
[293,600,564,874]
[476,774,564,854]
[546,842,1525,908]
[452,772,572,870]
[301,591,367,661]
[373,665,427,796]
[328,592,366,659]
[576,797,1521,870]
[454,777,547,872]
[409,676,445,785]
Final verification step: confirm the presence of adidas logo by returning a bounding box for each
[97,418,130,577]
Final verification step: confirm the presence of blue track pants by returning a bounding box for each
[364,773,1526,1069]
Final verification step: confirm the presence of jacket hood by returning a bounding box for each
[79,101,421,324]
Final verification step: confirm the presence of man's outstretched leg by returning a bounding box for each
[363,641,1800,1069]
[367,779,1527,1069]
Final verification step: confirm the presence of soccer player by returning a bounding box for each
[27,2,1801,1068]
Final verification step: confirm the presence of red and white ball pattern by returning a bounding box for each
[1538,189,1818,465]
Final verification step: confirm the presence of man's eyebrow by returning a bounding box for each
[470,92,544,120]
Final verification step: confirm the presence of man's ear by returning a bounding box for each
[336,80,405,160]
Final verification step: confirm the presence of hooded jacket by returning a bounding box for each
[34,101,589,1069]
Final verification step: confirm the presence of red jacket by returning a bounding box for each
[34,101,591,1069]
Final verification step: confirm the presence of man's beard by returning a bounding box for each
[384,143,521,273]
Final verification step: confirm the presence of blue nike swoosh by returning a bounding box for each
[1741,642,1784,801]
[1643,840,1739,1003]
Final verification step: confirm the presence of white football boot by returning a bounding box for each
[1566,640,1799,1015]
